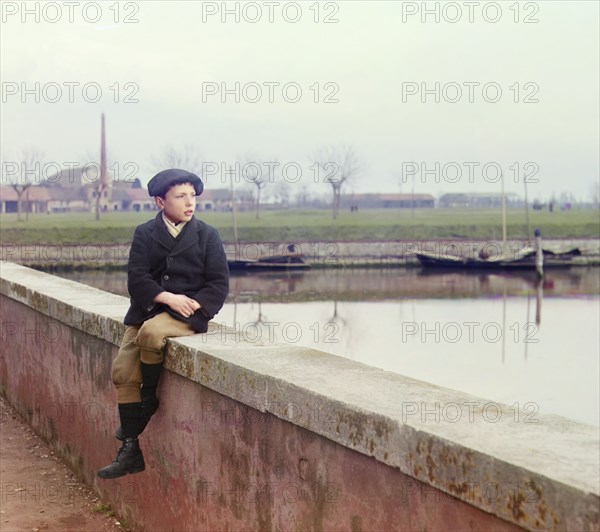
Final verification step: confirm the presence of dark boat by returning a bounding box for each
[227,244,311,271]
[227,256,310,271]
[416,248,582,270]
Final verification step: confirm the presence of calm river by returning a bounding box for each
[52,267,600,426]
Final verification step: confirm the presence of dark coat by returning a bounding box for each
[123,212,230,333]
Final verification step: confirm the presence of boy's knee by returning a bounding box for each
[140,348,164,365]
[136,321,167,352]
[112,355,142,388]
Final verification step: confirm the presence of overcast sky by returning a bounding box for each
[1,0,598,201]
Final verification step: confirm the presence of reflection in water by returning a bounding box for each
[51,267,600,426]
[51,267,599,301]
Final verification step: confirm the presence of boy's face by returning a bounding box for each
[155,182,197,224]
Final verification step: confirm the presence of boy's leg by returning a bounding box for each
[114,312,196,440]
[98,325,145,479]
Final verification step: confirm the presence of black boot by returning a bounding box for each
[97,438,145,479]
[115,363,163,440]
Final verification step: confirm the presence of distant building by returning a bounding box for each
[341,193,435,209]
[110,180,154,211]
[0,177,237,214]
[0,186,53,214]
[438,192,521,208]
[198,188,234,211]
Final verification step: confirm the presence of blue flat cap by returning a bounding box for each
[147,168,204,197]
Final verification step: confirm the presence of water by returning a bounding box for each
[52,267,600,426]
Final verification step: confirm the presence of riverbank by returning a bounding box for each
[2,238,599,269]
[2,208,599,243]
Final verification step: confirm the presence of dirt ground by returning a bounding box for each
[0,396,124,532]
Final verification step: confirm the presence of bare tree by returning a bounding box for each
[153,144,204,176]
[272,179,291,208]
[312,145,365,219]
[238,155,277,219]
[2,148,44,221]
[247,165,267,219]
[294,185,310,209]
[558,190,576,209]
[236,185,255,212]
[589,181,600,208]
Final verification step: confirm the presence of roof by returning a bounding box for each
[125,188,152,201]
[41,166,101,188]
[47,187,88,201]
[201,188,231,201]
[343,193,435,201]
[112,178,142,190]
[111,189,131,202]
[0,185,52,201]
[0,185,102,202]
[439,192,520,200]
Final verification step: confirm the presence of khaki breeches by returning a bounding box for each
[112,312,196,404]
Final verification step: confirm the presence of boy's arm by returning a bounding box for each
[127,226,165,311]
[192,228,230,319]
[154,291,199,317]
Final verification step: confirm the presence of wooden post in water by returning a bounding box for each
[535,228,544,279]
[501,170,507,258]
[523,175,531,237]
[535,276,543,326]
[229,166,239,258]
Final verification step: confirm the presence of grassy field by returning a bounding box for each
[0,208,598,243]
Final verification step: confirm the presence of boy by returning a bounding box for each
[97,168,229,479]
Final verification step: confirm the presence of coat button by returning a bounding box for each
[164,275,169,280]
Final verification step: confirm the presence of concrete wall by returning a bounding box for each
[1,262,598,531]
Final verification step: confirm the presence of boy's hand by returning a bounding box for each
[154,292,200,318]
